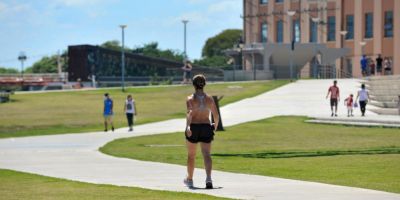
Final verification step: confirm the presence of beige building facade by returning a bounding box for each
[242,0,400,78]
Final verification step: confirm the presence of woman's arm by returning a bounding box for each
[186,97,193,137]
[209,96,219,131]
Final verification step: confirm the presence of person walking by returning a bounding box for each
[184,74,219,189]
[369,59,375,76]
[355,84,370,117]
[181,60,193,84]
[344,94,354,117]
[376,54,383,76]
[360,55,368,77]
[326,80,340,117]
[103,93,115,132]
[124,94,137,131]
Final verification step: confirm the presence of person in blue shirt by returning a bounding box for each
[360,55,368,77]
[103,93,114,132]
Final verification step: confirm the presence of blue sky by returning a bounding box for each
[0,0,242,69]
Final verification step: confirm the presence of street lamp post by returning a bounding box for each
[287,10,296,80]
[120,25,127,92]
[340,30,348,78]
[235,38,244,82]
[17,52,27,79]
[182,20,189,60]
[312,17,320,78]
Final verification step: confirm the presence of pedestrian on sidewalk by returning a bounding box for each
[376,54,383,76]
[181,60,193,84]
[344,94,354,117]
[360,55,368,77]
[184,74,219,189]
[326,80,340,117]
[103,93,115,132]
[124,94,137,132]
[355,84,370,117]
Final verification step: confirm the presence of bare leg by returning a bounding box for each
[200,142,212,180]
[186,141,197,180]
[104,118,108,131]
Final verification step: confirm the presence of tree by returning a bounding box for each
[29,52,67,73]
[202,29,242,58]
[0,67,18,74]
[100,40,131,51]
[132,42,185,62]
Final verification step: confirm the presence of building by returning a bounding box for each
[240,0,400,78]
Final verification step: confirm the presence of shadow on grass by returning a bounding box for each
[212,147,400,159]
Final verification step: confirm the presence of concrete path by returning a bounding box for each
[1,79,400,200]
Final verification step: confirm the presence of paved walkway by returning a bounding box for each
[1,79,400,200]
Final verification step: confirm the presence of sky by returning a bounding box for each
[0,0,242,70]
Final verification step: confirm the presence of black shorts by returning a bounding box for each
[185,124,214,143]
[330,98,338,107]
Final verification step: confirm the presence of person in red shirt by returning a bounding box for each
[326,80,340,117]
[344,94,354,117]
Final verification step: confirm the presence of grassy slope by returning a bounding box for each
[0,169,229,200]
[101,116,400,193]
[0,80,288,138]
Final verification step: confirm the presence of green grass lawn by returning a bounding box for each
[0,169,229,200]
[101,116,400,193]
[0,80,288,138]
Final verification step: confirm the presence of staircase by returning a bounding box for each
[365,75,400,115]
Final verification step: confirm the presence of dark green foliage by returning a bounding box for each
[201,29,242,58]
[0,67,18,74]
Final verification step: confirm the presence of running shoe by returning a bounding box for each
[184,178,193,188]
[112,127,115,132]
[104,129,108,132]
[205,180,213,189]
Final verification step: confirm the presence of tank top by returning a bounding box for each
[125,99,135,114]
[358,89,368,101]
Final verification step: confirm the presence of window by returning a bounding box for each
[293,19,300,42]
[261,22,268,42]
[260,0,268,4]
[346,15,354,39]
[384,11,393,37]
[276,20,283,43]
[327,16,336,41]
[365,13,373,38]
[275,0,283,3]
[310,19,318,43]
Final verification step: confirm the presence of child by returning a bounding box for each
[124,94,137,131]
[344,94,354,117]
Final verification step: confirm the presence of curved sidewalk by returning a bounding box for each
[1,79,399,200]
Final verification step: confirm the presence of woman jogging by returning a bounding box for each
[124,94,137,131]
[184,74,219,189]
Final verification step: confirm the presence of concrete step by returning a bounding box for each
[370,108,400,115]
[370,95,399,102]
[366,75,400,81]
[370,101,399,108]
[366,80,400,87]
[307,119,400,128]
[307,117,400,128]
[366,85,400,90]
[369,90,400,96]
